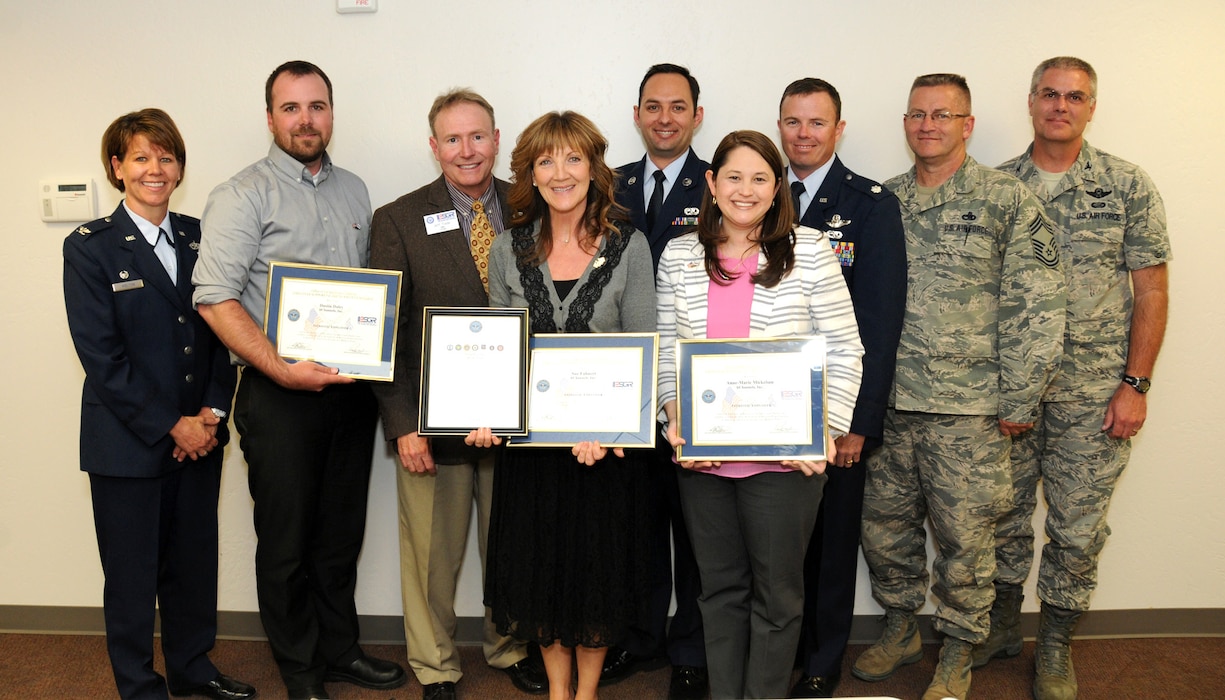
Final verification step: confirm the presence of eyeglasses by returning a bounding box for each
[1034,89,1093,105]
[904,111,970,123]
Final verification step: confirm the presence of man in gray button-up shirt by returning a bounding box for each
[193,60,406,700]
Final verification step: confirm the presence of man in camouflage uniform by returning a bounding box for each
[854,73,1066,700]
[975,57,1171,700]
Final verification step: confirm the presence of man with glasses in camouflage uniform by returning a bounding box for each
[977,57,1171,700]
[854,73,1066,700]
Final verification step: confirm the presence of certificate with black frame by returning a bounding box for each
[418,307,529,437]
[676,336,827,461]
[265,262,402,381]
[509,333,659,448]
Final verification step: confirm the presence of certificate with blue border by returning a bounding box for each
[509,333,659,448]
[418,307,529,437]
[676,336,827,461]
[265,262,401,381]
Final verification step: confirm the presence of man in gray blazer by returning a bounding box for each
[369,90,546,700]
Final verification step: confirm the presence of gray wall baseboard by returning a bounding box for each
[3,606,1223,644]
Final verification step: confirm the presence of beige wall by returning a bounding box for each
[2,0,1221,620]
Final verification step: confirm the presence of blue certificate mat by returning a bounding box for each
[677,336,827,461]
[265,262,401,381]
[510,333,659,448]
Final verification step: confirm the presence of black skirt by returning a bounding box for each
[485,446,651,648]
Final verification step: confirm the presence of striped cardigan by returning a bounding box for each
[655,226,864,434]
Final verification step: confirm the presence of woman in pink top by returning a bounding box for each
[655,131,863,699]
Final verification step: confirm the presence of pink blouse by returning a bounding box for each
[701,254,790,479]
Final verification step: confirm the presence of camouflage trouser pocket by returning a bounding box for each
[935,532,999,589]
[972,545,996,587]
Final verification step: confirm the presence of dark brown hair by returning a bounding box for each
[100,108,186,193]
[696,130,795,288]
[507,111,628,264]
[779,77,842,121]
[638,63,700,107]
[265,60,333,112]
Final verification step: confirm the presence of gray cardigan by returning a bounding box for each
[488,220,657,334]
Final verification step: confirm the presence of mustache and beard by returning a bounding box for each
[275,127,328,166]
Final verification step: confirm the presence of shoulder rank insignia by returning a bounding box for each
[871,185,882,194]
[825,214,851,229]
[1085,187,1112,199]
[76,225,91,235]
[627,176,637,186]
[682,177,693,187]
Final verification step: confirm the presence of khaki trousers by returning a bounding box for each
[397,453,526,685]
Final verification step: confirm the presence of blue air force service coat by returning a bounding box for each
[64,204,236,477]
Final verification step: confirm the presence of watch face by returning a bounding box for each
[1137,378,1152,393]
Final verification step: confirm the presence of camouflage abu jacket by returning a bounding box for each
[885,155,1066,422]
[999,141,1171,402]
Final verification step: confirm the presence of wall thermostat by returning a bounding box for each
[40,179,97,223]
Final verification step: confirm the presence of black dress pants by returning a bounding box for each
[233,370,378,690]
[91,459,222,700]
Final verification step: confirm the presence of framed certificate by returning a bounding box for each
[265,262,401,381]
[676,336,827,461]
[418,307,529,437]
[510,333,659,448]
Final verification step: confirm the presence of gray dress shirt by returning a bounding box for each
[193,144,372,347]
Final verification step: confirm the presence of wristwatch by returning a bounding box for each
[1122,375,1151,394]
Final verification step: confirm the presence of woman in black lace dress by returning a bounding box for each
[478,111,656,700]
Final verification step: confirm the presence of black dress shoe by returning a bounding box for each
[503,658,548,694]
[668,665,709,700]
[170,673,258,700]
[325,654,407,689]
[599,647,666,686]
[423,681,457,700]
[286,684,329,700]
[790,672,841,698]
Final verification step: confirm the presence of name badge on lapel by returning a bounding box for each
[424,210,461,235]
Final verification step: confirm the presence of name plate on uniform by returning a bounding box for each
[264,262,402,381]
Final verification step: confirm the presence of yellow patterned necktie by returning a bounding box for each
[470,200,495,293]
